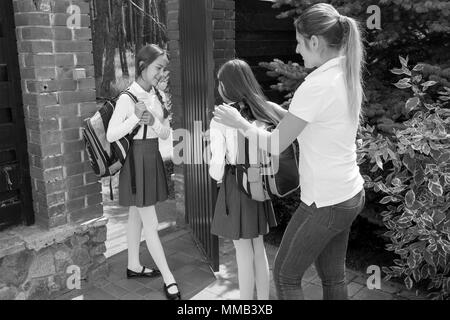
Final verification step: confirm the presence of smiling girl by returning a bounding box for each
[213,3,366,300]
[107,44,180,300]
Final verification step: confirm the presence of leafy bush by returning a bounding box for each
[358,56,450,299]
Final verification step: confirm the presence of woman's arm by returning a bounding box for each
[213,105,307,156]
[106,95,140,143]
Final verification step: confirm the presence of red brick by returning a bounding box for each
[60,104,79,117]
[79,102,98,116]
[77,78,95,90]
[87,193,103,206]
[212,10,225,19]
[62,128,81,141]
[65,161,86,176]
[40,143,62,158]
[55,53,75,66]
[75,53,94,66]
[66,198,85,211]
[63,140,85,153]
[84,172,100,184]
[20,67,56,80]
[17,40,53,53]
[22,93,58,106]
[213,0,234,10]
[67,174,84,189]
[20,27,53,40]
[53,1,90,14]
[14,12,51,26]
[40,131,62,145]
[74,28,92,40]
[22,53,55,67]
[53,27,73,40]
[39,118,60,131]
[54,41,92,53]
[41,155,64,169]
[43,167,64,182]
[61,116,82,129]
[14,0,40,13]
[53,13,91,27]
[58,90,96,104]
[46,192,66,207]
[67,182,101,200]
[63,151,82,165]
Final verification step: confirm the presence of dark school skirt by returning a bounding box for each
[211,165,278,240]
[119,138,168,208]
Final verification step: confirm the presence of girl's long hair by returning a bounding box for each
[295,3,365,124]
[218,59,284,126]
[135,44,169,119]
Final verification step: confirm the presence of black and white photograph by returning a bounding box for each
[0,0,449,309]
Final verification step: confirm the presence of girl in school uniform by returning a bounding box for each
[213,3,366,300]
[107,44,181,300]
[209,59,287,300]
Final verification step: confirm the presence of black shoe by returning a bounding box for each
[126,266,161,279]
[164,283,181,300]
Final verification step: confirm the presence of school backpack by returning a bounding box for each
[82,90,140,199]
[234,122,300,202]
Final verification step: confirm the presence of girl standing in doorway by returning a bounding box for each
[107,44,181,300]
[213,3,366,300]
[209,59,287,300]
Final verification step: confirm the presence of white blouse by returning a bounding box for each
[106,81,171,142]
[208,118,269,183]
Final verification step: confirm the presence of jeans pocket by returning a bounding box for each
[328,190,365,231]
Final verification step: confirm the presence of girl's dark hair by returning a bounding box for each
[135,44,169,119]
[218,59,284,125]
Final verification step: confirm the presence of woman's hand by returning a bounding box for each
[138,111,155,126]
[213,104,248,130]
[135,101,147,119]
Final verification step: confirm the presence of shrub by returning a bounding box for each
[358,56,450,300]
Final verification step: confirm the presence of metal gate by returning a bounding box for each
[179,0,219,271]
[0,0,34,231]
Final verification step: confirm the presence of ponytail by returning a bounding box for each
[294,3,366,125]
[341,16,365,124]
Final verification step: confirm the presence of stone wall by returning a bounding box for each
[0,217,108,300]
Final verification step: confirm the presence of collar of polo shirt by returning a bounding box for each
[305,55,346,80]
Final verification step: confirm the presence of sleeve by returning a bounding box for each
[208,120,226,182]
[149,116,171,140]
[288,80,330,123]
[106,94,140,143]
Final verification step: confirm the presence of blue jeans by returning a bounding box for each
[273,189,365,300]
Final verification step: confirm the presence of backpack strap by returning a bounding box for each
[120,89,140,195]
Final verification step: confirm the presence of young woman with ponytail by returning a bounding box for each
[107,44,180,300]
[213,3,366,300]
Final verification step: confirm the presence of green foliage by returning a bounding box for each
[261,1,450,133]
[358,56,450,299]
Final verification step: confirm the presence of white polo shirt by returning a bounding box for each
[288,56,364,207]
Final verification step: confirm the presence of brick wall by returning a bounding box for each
[212,0,235,104]
[13,0,102,229]
[166,0,235,222]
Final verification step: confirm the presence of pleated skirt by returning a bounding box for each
[119,138,168,208]
[211,165,278,240]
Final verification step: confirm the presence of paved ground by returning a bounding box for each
[57,174,427,300]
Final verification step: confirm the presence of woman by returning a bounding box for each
[107,44,181,300]
[209,59,286,300]
[213,3,366,300]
